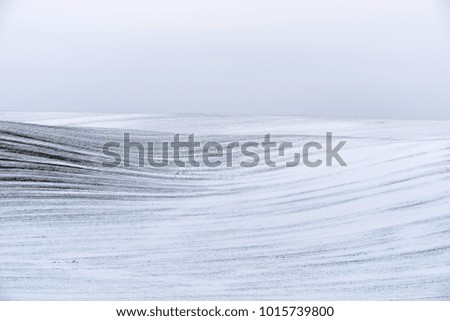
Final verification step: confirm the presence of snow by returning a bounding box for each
[0,113,449,300]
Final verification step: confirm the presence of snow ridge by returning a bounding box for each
[0,115,449,300]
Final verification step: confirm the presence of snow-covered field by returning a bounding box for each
[0,113,449,300]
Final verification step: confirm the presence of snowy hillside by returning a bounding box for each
[0,113,449,300]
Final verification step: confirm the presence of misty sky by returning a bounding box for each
[0,0,449,119]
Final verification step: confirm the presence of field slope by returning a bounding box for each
[0,113,449,300]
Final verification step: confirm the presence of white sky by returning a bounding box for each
[0,0,449,119]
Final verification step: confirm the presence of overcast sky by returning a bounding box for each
[0,0,449,119]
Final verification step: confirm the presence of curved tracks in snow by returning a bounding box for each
[0,115,449,300]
